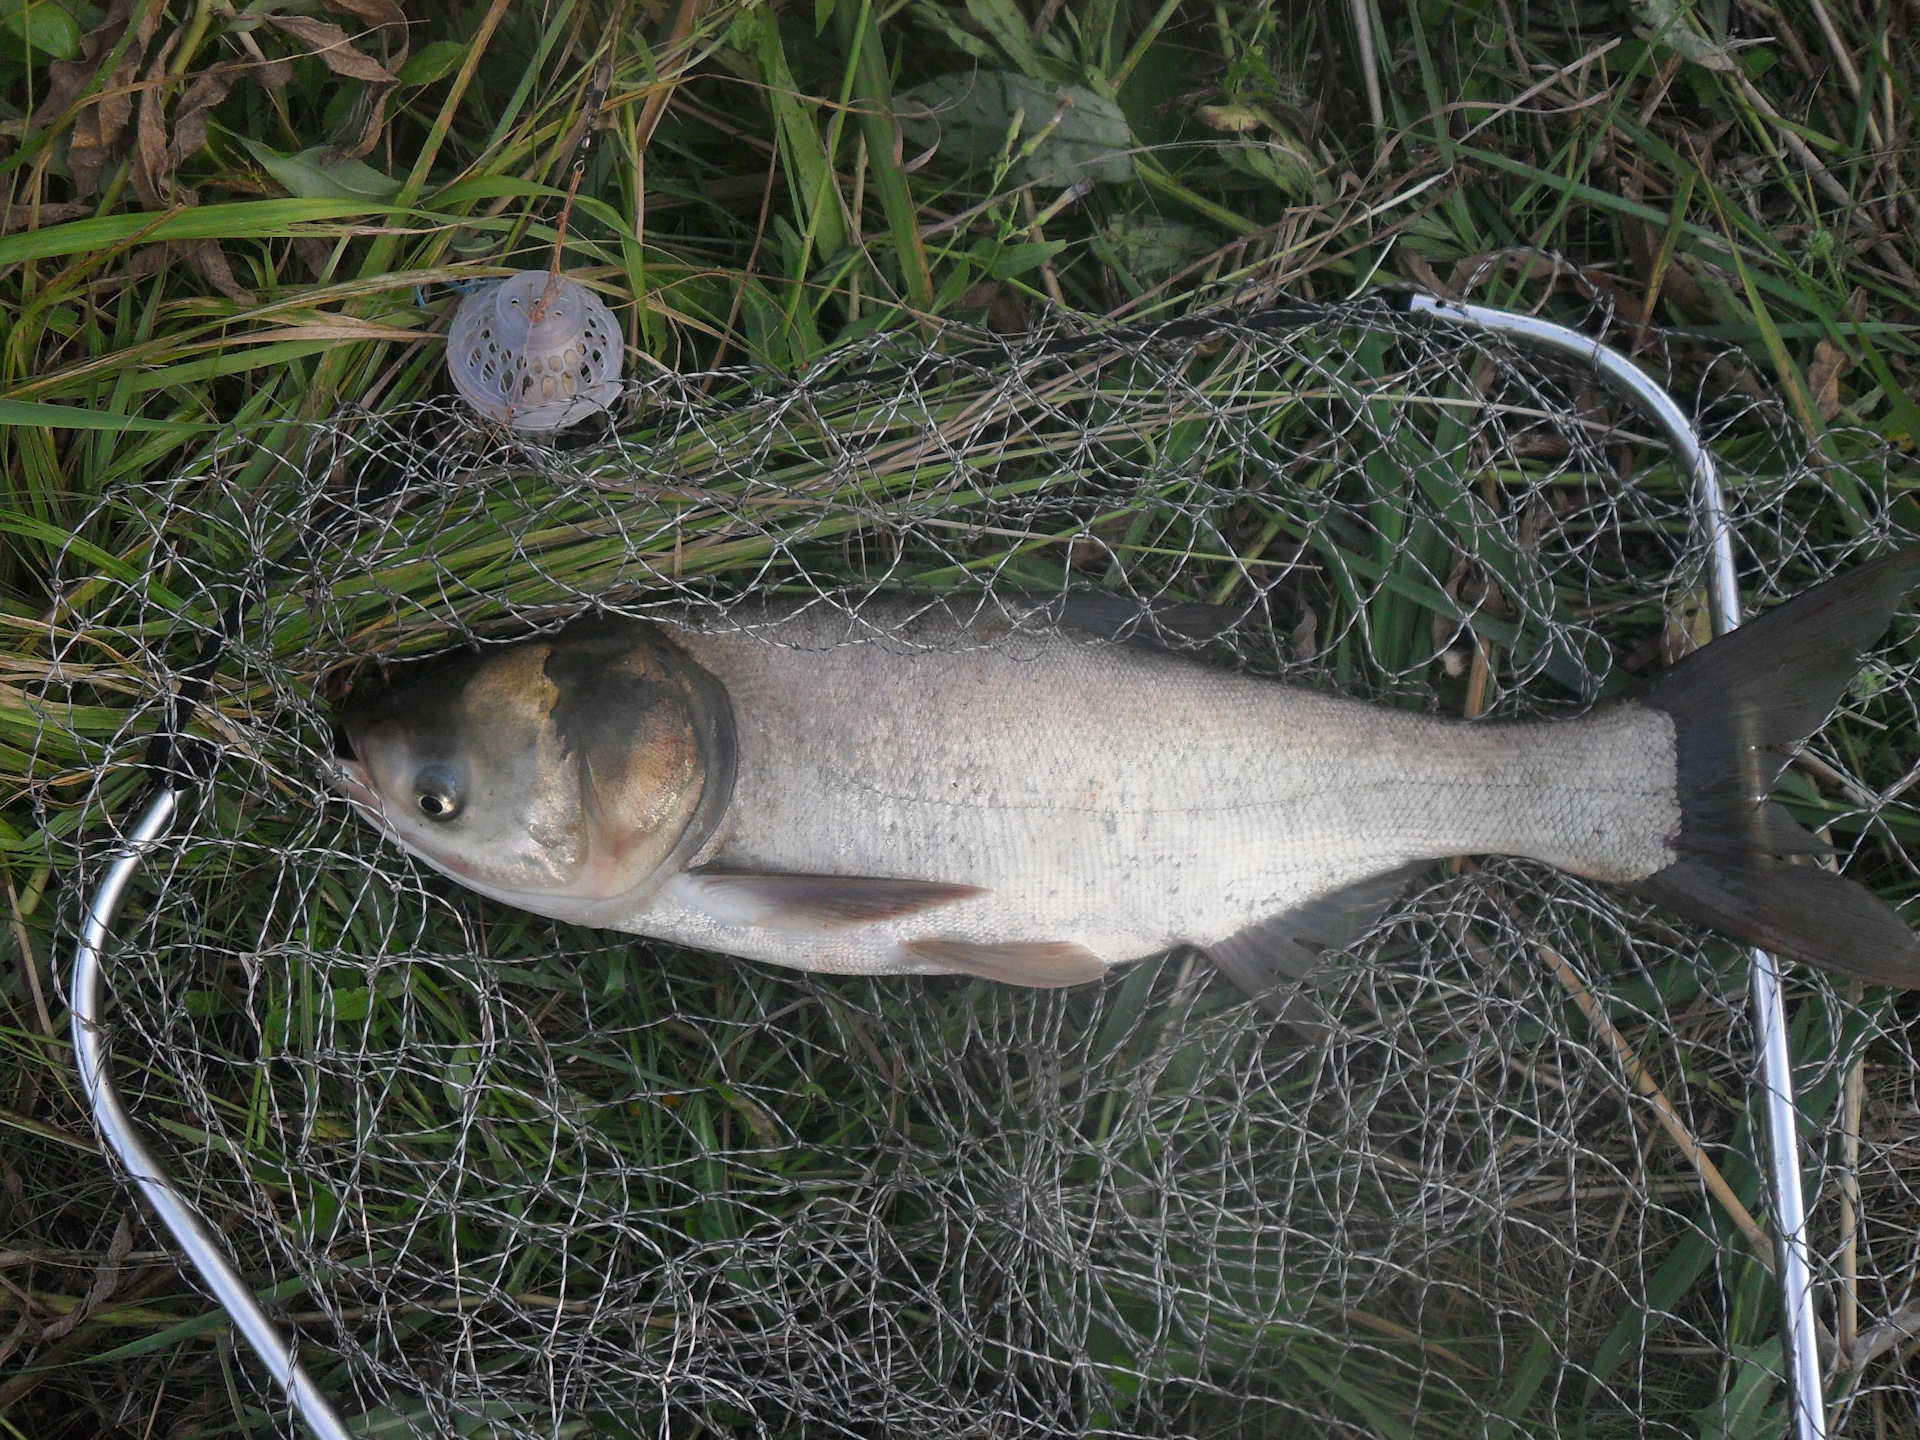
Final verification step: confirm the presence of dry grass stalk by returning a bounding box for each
[1536,941,1777,1272]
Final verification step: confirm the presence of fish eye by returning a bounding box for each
[413,765,462,822]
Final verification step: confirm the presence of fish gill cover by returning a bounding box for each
[21,302,1920,1438]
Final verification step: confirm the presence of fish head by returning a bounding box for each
[335,621,736,924]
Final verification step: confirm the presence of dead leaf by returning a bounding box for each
[29,55,96,127]
[170,58,291,167]
[1808,339,1850,421]
[187,240,255,304]
[0,1310,36,1369]
[1396,249,1456,299]
[296,237,335,280]
[264,13,406,157]
[38,1212,132,1343]
[265,15,398,83]
[64,58,139,197]
[329,80,403,160]
[319,0,409,30]
[130,0,165,48]
[127,32,180,208]
[130,240,257,303]
[40,2,148,196]
[1447,249,1557,296]
[0,202,93,232]
[1508,429,1570,461]
[169,64,239,169]
[44,0,328,205]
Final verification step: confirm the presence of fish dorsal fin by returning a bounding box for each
[679,869,984,931]
[1054,593,1243,651]
[900,938,1107,988]
[1206,865,1430,1040]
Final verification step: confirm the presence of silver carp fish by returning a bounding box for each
[334,552,1920,1016]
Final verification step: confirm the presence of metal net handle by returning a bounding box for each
[69,787,355,1440]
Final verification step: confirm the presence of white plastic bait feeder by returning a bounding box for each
[72,299,1833,1440]
[445,270,623,431]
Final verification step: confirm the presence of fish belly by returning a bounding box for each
[619,605,1679,975]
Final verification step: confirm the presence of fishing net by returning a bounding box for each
[27,296,1920,1437]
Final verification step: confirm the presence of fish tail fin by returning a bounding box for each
[1629,548,1920,987]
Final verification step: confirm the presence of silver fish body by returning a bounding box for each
[338,554,1920,997]
[637,602,1677,975]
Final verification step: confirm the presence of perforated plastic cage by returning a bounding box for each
[36,299,1920,1439]
[445,270,624,431]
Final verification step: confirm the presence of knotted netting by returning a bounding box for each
[26,298,1920,1436]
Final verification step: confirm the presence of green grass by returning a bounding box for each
[2,0,1919,1435]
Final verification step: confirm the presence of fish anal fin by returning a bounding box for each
[901,938,1107,988]
[1204,924,1331,1044]
[1207,865,1429,1040]
[682,870,985,931]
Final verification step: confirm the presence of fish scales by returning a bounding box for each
[638,602,1679,975]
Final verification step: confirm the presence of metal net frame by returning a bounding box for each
[28,297,1920,1438]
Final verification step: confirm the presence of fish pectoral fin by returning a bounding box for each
[1206,864,1431,1042]
[900,938,1106,988]
[679,869,985,931]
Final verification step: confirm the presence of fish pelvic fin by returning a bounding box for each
[1205,865,1430,1042]
[1629,548,1920,987]
[900,938,1106,987]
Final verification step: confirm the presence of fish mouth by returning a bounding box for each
[326,753,583,902]
[326,754,505,889]
[326,755,388,824]
[326,737,637,920]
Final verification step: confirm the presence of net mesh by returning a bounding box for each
[27,298,1920,1437]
